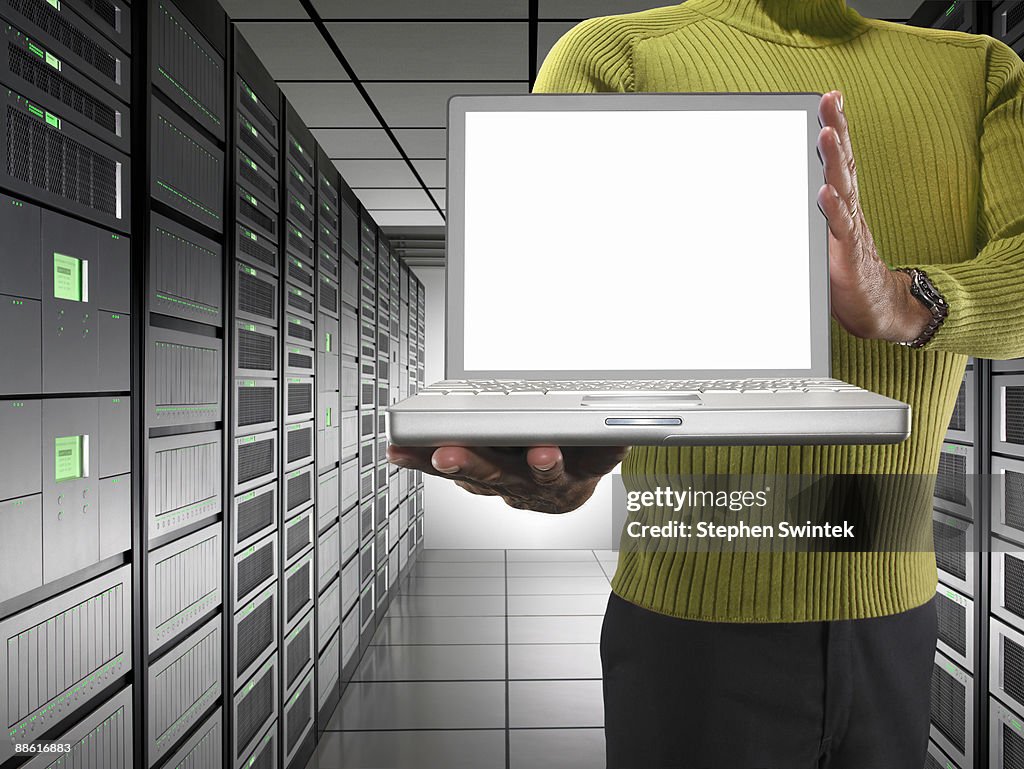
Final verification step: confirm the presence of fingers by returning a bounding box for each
[526,446,565,485]
[817,183,856,242]
[387,444,437,472]
[455,479,499,496]
[431,446,505,483]
[817,90,861,219]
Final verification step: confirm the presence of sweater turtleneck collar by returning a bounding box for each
[683,0,870,47]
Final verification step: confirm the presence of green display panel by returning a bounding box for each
[53,253,84,301]
[55,435,84,482]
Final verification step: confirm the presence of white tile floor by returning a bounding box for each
[306,549,617,769]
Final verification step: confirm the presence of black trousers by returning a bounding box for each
[601,593,936,769]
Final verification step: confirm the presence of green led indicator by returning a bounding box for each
[244,229,257,241]
[325,332,332,353]
[326,407,332,427]
[46,0,59,9]
[240,436,257,446]
[1014,717,1023,731]
[245,323,256,331]
[249,123,258,137]
[27,103,44,119]
[242,266,256,276]
[111,313,120,319]
[45,52,60,70]
[245,156,257,171]
[27,42,44,59]
[244,192,256,206]
[946,2,956,15]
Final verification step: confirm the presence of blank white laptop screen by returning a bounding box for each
[461,109,813,372]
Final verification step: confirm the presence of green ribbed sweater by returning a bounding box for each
[535,0,1024,622]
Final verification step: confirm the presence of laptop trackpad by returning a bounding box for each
[581,395,702,408]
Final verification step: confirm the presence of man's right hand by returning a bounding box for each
[386,444,629,514]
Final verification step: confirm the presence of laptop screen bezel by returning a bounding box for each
[445,93,831,380]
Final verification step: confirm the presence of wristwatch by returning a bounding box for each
[896,268,948,348]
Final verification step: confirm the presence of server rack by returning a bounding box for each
[0,0,136,760]
[231,28,280,769]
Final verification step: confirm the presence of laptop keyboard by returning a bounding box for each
[423,379,862,394]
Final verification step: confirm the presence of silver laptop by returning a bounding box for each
[387,94,911,447]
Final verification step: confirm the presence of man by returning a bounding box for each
[389,1,1024,765]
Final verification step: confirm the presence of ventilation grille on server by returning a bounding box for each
[240,192,275,236]
[153,440,219,519]
[288,426,312,464]
[288,469,311,512]
[240,152,276,203]
[289,138,312,175]
[1008,471,1024,532]
[287,317,312,344]
[7,102,118,215]
[935,593,966,657]
[154,112,221,225]
[287,515,310,558]
[320,279,338,314]
[934,519,966,581]
[9,0,118,82]
[936,453,967,507]
[152,534,220,630]
[288,257,313,288]
[288,382,312,417]
[238,384,274,428]
[8,43,117,136]
[239,80,275,134]
[237,438,274,485]
[237,669,273,756]
[237,599,273,677]
[238,269,275,321]
[286,227,311,260]
[153,224,220,319]
[287,624,311,688]
[151,627,220,750]
[1004,633,1024,712]
[239,117,275,168]
[237,541,274,601]
[240,226,275,270]
[289,199,313,234]
[1008,556,1024,621]
[287,682,311,748]
[288,349,312,371]
[930,663,965,753]
[1005,722,1024,769]
[288,562,311,621]
[924,753,943,769]
[238,328,274,371]
[288,289,312,315]
[154,0,223,130]
[1009,388,1024,445]
[949,380,966,432]
[238,488,275,544]
[320,205,338,232]
[154,340,219,407]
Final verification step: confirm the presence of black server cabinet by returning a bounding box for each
[233,27,281,769]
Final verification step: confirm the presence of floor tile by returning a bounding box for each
[506,549,599,561]
[506,561,606,577]
[507,577,612,595]
[508,729,606,769]
[402,577,506,595]
[508,615,604,644]
[411,561,506,578]
[508,680,604,728]
[354,644,506,681]
[311,730,506,769]
[329,681,506,730]
[508,644,602,680]
[506,594,611,616]
[598,561,617,580]
[418,549,505,562]
[371,616,506,645]
[386,594,507,617]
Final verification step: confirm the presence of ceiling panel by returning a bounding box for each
[366,81,529,127]
[313,0,529,18]
[327,22,528,80]
[333,159,420,187]
[411,159,446,188]
[279,82,380,127]
[538,21,578,70]
[312,128,399,158]
[392,128,447,158]
[354,189,437,209]
[539,0,672,17]
[369,210,446,227]
[235,23,349,80]
[218,0,309,19]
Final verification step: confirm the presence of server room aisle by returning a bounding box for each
[304,549,618,769]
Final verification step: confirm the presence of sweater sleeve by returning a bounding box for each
[533,17,635,94]
[905,39,1024,358]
